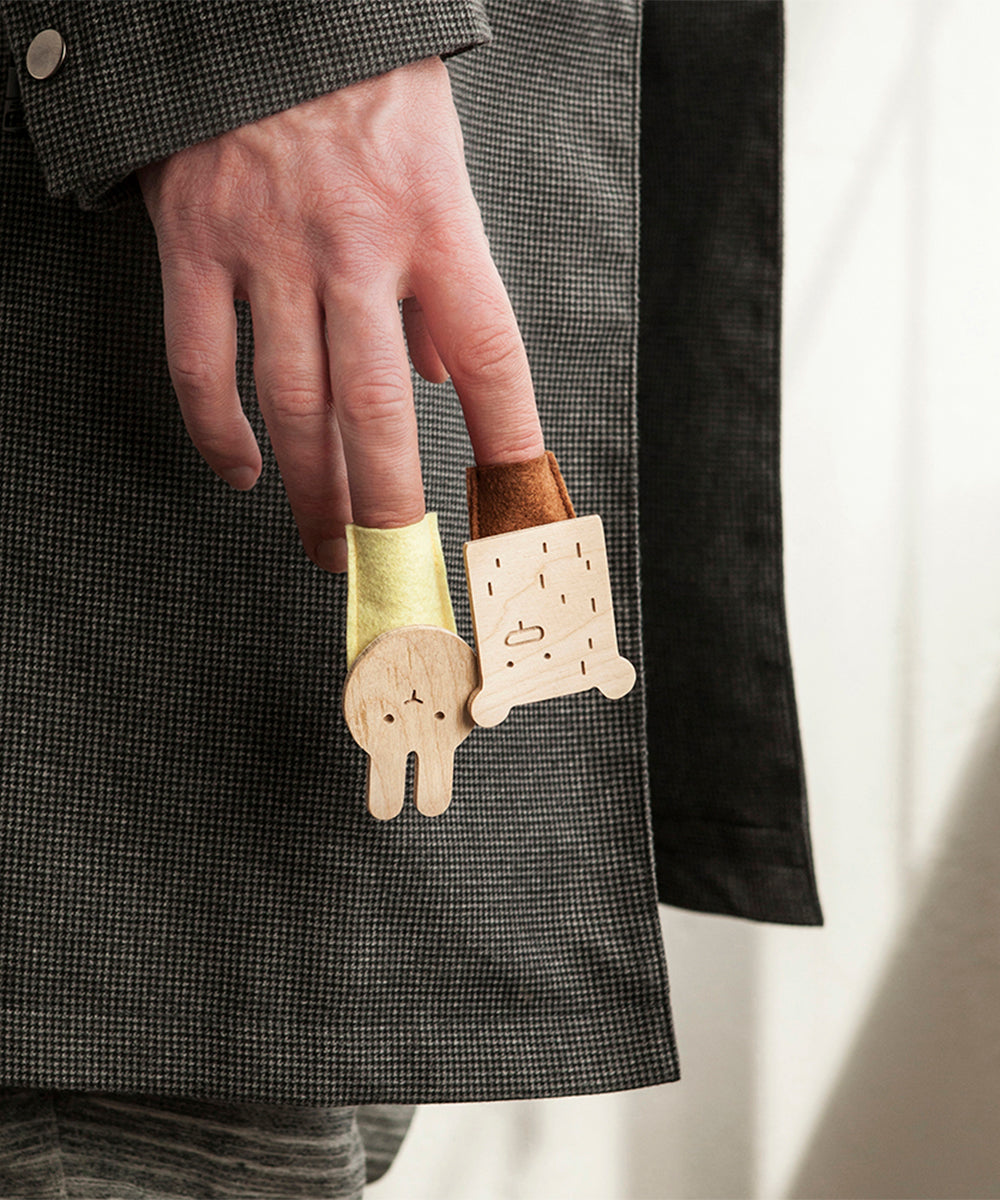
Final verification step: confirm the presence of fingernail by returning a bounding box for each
[222,466,258,491]
[316,538,348,574]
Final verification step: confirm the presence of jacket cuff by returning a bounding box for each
[1,0,491,209]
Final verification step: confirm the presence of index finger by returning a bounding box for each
[160,259,263,489]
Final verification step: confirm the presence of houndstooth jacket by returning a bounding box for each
[0,0,819,1105]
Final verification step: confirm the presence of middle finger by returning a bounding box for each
[324,278,426,530]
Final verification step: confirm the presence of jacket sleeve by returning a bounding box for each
[0,0,491,209]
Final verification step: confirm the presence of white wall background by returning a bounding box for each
[370,3,1000,1196]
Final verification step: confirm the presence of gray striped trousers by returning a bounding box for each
[0,1090,415,1199]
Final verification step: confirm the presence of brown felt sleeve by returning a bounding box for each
[466,451,575,539]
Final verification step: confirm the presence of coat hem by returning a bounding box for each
[0,1005,680,1106]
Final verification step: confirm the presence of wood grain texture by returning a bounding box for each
[463,515,636,727]
[342,626,478,820]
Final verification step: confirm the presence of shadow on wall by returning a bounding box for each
[788,686,1000,1200]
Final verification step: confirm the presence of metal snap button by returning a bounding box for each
[26,29,66,80]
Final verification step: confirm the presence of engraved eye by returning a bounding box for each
[544,653,552,660]
[384,713,395,723]
[434,711,445,720]
[506,661,514,668]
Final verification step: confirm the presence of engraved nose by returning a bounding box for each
[504,620,544,646]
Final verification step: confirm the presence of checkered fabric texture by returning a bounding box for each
[0,1,679,1105]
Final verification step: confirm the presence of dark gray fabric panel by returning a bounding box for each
[639,0,822,924]
[0,0,678,1105]
[1,0,491,207]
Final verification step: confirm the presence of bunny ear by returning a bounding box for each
[366,750,408,822]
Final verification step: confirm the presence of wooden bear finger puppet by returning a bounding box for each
[464,515,636,727]
[464,452,636,727]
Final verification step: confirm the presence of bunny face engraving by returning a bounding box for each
[342,626,478,820]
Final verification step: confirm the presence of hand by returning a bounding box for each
[137,56,544,572]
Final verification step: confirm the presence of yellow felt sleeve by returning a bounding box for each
[345,514,458,668]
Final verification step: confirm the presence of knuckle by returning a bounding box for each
[327,242,396,297]
[168,344,226,397]
[420,195,484,258]
[263,382,326,422]
[451,323,523,382]
[158,205,241,268]
[418,218,466,266]
[335,371,410,429]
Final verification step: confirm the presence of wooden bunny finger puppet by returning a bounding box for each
[342,625,478,820]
